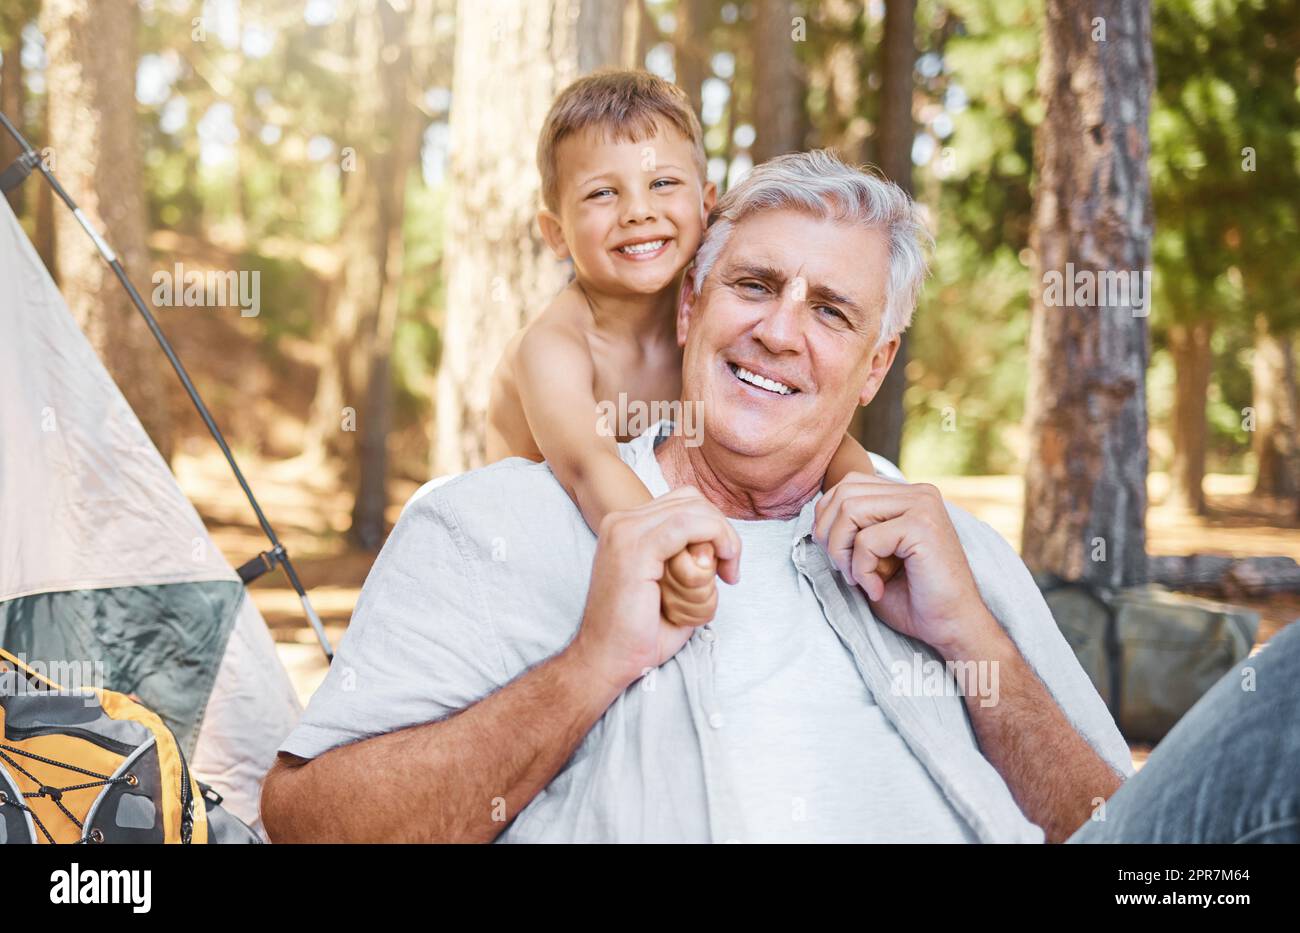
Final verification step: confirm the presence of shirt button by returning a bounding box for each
[708,712,725,729]
[700,629,716,643]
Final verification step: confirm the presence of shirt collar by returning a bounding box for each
[631,420,823,549]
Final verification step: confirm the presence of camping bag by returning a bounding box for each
[0,647,260,844]
[1041,579,1259,744]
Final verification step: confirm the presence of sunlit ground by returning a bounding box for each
[180,451,1299,773]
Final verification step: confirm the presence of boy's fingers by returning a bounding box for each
[876,554,903,582]
[687,541,716,568]
[662,580,718,627]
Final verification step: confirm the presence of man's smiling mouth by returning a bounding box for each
[727,361,798,396]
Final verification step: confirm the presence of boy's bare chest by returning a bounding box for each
[589,347,682,410]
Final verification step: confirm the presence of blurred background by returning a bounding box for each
[1,1,1297,751]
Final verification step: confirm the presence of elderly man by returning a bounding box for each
[261,150,1299,844]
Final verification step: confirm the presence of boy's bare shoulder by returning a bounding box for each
[513,284,596,367]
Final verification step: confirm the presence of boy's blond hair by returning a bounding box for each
[537,69,707,213]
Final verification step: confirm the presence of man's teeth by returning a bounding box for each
[618,239,665,255]
[734,364,794,395]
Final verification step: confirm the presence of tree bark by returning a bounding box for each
[673,0,708,118]
[1166,318,1213,514]
[751,0,805,163]
[433,0,627,474]
[1022,0,1154,588]
[1,7,26,216]
[1251,315,1300,501]
[42,0,173,461]
[851,0,915,467]
[304,0,430,550]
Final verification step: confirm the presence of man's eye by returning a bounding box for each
[817,305,847,321]
[738,280,770,294]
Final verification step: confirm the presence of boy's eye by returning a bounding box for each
[587,188,615,200]
[651,178,679,190]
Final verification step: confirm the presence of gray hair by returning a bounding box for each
[690,149,931,347]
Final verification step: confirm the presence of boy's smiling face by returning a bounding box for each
[539,122,716,299]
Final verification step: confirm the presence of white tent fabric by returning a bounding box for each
[0,196,300,836]
[192,594,301,837]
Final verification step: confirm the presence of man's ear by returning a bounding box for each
[857,335,901,407]
[676,271,700,348]
[702,180,718,216]
[537,209,570,260]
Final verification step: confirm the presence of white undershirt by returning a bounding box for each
[708,516,979,843]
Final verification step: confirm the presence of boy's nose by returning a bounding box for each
[621,196,656,225]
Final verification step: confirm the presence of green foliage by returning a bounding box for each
[899,0,1039,474]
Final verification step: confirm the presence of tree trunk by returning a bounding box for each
[303,0,429,550]
[433,0,627,474]
[1252,315,1300,501]
[1,8,26,216]
[851,0,915,467]
[42,0,173,461]
[1021,0,1154,588]
[673,0,708,118]
[1167,318,1213,514]
[751,0,805,163]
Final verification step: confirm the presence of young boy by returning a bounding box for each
[486,70,885,627]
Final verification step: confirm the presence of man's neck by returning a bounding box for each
[655,433,826,520]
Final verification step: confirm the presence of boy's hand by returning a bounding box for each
[661,542,719,627]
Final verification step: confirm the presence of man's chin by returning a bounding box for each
[704,406,804,458]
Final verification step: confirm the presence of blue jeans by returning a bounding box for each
[1067,619,1300,843]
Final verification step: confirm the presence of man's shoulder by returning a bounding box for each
[402,457,579,531]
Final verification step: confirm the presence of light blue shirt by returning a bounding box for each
[281,426,1133,842]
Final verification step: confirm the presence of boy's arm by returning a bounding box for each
[515,324,653,532]
[824,432,879,490]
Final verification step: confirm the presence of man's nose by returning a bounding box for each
[752,290,804,354]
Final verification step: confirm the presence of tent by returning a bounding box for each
[0,190,302,839]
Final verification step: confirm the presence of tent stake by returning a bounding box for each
[0,109,333,663]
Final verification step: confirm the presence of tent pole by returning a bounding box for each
[0,109,333,663]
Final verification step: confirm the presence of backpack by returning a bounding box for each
[1039,578,1259,743]
[0,646,260,844]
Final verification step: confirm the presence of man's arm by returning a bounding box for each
[262,485,741,843]
[934,609,1124,843]
[813,473,1123,843]
[261,641,620,843]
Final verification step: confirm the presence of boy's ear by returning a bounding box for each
[702,180,717,216]
[857,335,901,406]
[676,271,700,348]
[537,209,570,260]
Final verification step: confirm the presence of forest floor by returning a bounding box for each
[182,450,1300,771]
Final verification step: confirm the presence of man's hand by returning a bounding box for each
[812,471,995,657]
[573,486,741,691]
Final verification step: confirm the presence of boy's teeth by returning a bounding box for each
[619,239,665,254]
[734,364,793,395]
